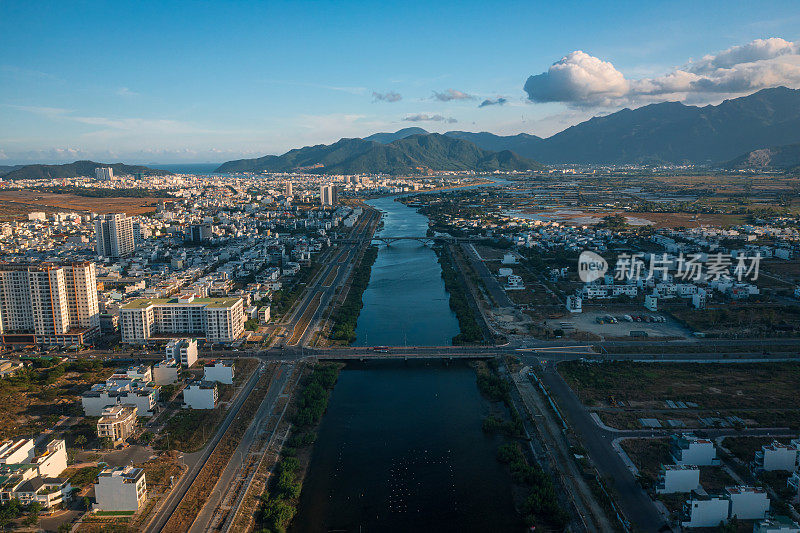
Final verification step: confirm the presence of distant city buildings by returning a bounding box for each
[95,213,135,258]
[95,167,114,181]
[320,184,338,206]
[0,261,100,346]
[120,296,244,343]
[284,181,293,197]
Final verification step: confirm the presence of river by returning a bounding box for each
[292,192,522,532]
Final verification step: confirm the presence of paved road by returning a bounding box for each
[535,360,666,532]
[460,242,514,307]
[189,363,292,533]
[144,363,263,533]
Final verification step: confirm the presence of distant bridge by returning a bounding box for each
[333,235,478,246]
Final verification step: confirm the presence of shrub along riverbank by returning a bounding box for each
[258,364,340,533]
[329,245,378,344]
[475,360,568,530]
[434,245,485,344]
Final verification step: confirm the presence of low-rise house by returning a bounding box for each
[656,464,700,494]
[683,491,730,528]
[82,378,159,417]
[259,305,271,324]
[0,439,71,510]
[672,434,719,466]
[94,466,147,511]
[165,338,198,367]
[726,486,769,520]
[97,405,137,447]
[183,380,218,409]
[787,471,800,503]
[754,441,798,472]
[204,361,234,385]
[153,359,179,385]
[0,359,24,378]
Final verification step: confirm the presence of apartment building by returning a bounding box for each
[320,184,338,206]
[95,213,135,258]
[97,405,137,447]
[120,296,244,343]
[0,262,100,346]
[94,466,147,511]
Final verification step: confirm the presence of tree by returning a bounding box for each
[74,435,87,449]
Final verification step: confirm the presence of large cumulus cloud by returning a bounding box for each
[524,38,800,107]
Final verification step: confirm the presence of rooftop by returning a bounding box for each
[122,297,241,309]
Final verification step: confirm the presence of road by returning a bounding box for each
[188,362,293,533]
[143,363,264,533]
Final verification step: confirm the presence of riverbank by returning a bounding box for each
[327,245,379,345]
[434,244,486,345]
[257,363,341,532]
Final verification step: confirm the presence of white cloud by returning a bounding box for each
[432,89,474,101]
[524,38,800,107]
[403,113,457,123]
[116,87,139,97]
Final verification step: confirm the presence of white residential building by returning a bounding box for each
[0,439,71,509]
[0,262,100,346]
[672,434,718,466]
[97,405,137,447]
[683,492,730,528]
[726,486,769,520]
[259,305,271,324]
[165,337,198,367]
[82,377,159,417]
[644,294,658,311]
[94,466,147,511]
[204,361,234,385]
[656,464,700,494]
[120,296,244,343]
[183,380,218,409]
[153,359,179,385]
[755,441,799,472]
[95,213,135,258]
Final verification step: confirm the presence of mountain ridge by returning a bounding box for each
[215,134,544,175]
[2,160,172,180]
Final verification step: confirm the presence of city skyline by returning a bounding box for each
[2,0,800,164]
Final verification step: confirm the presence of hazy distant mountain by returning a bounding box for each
[215,134,544,175]
[0,165,23,175]
[3,160,172,180]
[392,87,800,165]
[724,143,800,172]
[444,131,544,159]
[364,127,429,144]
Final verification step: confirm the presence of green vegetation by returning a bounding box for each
[496,442,569,529]
[31,185,170,197]
[293,364,340,427]
[245,319,259,331]
[329,246,378,344]
[155,408,226,452]
[258,365,339,532]
[435,246,485,344]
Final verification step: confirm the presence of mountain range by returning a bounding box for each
[1,161,171,180]
[215,87,800,173]
[215,133,544,175]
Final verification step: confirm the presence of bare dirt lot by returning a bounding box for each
[0,190,170,219]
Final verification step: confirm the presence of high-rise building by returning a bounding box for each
[284,182,293,197]
[120,295,244,343]
[95,167,114,181]
[320,184,338,206]
[0,262,100,345]
[95,213,135,258]
[186,223,213,243]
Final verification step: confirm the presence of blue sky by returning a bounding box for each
[2,0,800,164]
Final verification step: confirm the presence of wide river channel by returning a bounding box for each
[292,194,522,532]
